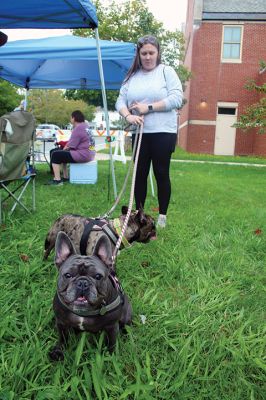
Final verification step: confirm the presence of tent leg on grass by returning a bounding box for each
[95,28,117,200]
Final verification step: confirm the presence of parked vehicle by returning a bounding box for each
[36,124,62,139]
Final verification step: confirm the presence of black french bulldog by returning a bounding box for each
[49,231,132,361]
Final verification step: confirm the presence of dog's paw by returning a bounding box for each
[48,346,64,361]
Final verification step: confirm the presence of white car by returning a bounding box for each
[36,124,62,140]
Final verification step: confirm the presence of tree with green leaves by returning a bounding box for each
[66,0,190,109]
[27,89,95,126]
[0,79,22,115]
[235,61,266,134]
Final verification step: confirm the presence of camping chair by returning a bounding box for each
[0,110,36,224]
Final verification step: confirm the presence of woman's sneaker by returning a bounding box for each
[46,179,63,186]
[157,214,167,228]
[62,177,69,182]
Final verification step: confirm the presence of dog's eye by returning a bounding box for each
[64,273,72,279]
[95,274,103,280]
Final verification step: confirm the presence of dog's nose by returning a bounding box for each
[77,279,89,291]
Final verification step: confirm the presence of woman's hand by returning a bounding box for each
[129,102,149,115]
[126,113,144,126]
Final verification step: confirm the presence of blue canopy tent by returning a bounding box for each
[0,35,135,90]
[0,0,98,29]
[0,0,130,198]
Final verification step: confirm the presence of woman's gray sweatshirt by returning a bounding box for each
[115,64,183,134]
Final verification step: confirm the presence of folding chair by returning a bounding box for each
[0,110,36,224]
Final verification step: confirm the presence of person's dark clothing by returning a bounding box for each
[132,133,176,214]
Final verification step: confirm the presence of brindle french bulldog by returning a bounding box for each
[44,206,156,261]
[49,231,132,361]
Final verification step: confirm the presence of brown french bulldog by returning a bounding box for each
[49,231,132,361]
[44,206,156,261]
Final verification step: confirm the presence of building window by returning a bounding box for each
[222,26,243,63]
[218,107,236,115]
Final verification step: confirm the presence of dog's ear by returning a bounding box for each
[93,235,113,269]
[121,205,128,215]
[136,206,147,225]
[55,231,76,269]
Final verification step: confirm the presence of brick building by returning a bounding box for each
[179,0,266,155]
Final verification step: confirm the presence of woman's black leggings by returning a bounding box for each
[132,133,176,215]
[50,149,76,164]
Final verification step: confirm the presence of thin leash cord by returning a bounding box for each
[99,126,140,219]
[111,122,144,265]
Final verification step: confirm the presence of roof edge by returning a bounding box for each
[203,12,266,21]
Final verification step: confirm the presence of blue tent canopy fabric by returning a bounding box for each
[0,0,98,29]
[0,0,122,198]
[0,35,135,89]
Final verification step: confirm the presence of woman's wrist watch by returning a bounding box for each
[148,104,154,113]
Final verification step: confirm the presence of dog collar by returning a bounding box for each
[56,291,123,317]
[113,218,131,249]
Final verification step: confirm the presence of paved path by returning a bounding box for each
[96,153,266,168]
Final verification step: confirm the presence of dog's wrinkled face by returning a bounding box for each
[55,232,112,312]
[121,206,157,243]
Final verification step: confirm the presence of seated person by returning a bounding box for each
[49,140,69,173]
[46,110,95,186]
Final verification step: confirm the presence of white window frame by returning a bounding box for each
[221,25,243,64]
[217,102,238,116]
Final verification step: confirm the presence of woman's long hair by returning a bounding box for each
[123,35,161,84]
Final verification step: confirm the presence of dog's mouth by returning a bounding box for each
[74,296,88,306]
[144,230,157,242]
[149,229,157,240]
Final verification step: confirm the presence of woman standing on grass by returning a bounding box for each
[47,110,95,186]
[115,35,183,228]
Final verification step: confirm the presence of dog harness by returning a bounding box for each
[79,218,130,255]
[80,218,117,255]
[112,218,131,248]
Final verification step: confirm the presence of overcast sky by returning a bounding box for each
[146,0,187,31]
[2,0,188,41]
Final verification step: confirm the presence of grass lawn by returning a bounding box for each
[0,160,265,399]
[172,146,266,164]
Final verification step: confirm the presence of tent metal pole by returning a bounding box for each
[95,28,117,199]
[24,88,28,110]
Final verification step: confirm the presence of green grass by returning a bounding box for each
[172,146,266,164]
[0,161,265,399]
